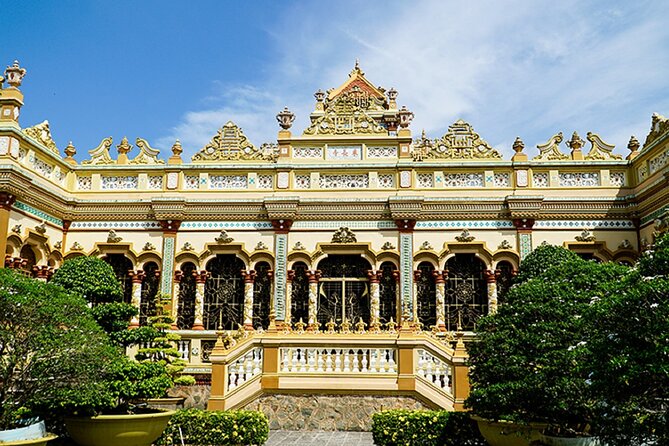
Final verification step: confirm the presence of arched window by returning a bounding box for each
[140,262,160,326]
[103,254,133,304]
[416,261,436,329]
[379,261,398,324]
[19,245,37,276]
[253,261,272,330]
[290,262,309,325]
[317,255,371,327]
[177,262,196,330]
[495,260,515,304]
[445,254,487,331]
[204,255,245,330]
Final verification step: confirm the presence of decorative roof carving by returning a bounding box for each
[411,120,501,161]
[331,227,357,243]
[107,229,122,243]
[4,60,26,88]
[644,113,669,147]
[132,138,164,164]
[575,229,596,242]
[455,229,475,242]
[82,137,114,165]
[534,132,568,161]
[585,132,622,160]
[192,121,277,162]
[22,120,58,154]
[215,230,233,243]
[303,94,387,136]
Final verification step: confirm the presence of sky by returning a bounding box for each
[2,0,669,161]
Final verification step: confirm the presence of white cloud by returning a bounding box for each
[159,0,669,160]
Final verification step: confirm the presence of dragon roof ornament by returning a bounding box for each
[534,132,568,161]
[22,120,58,154]
[644,113,669,147]
[585,132,622,160]
[411,120,501,161]
[82,137,114,165]
[132,138,164,164]
[192,121,278,163]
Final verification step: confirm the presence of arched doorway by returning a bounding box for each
[379,261,398,324]
[204,254,245,330]
[415,261,436,329]
[19,245,37,276]
[445,254,487,330]
[252,261,272,330]
[495,260,515,304]
[177,262,197,330]
[317,255,371,327]
[103,254,133,304]
[139,262,160,326]
[290,262,309,325]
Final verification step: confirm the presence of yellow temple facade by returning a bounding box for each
[1,60,668,423]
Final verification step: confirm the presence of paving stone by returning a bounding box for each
[266,430,374,446]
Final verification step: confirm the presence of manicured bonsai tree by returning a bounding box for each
[581,232,669,445]
[0,269,119,429]
[466,245,628,435]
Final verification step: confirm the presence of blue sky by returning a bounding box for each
[2,0,669,161]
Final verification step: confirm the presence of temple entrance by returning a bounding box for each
[317,255,371,327]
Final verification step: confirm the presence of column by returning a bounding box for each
[192,270,209,330]
[241,269,257,330]
[306,270,321,330]
[128,270,146,328]
[484,270,498,314]
[285,270,295,326]
[393,270,401,324]
[513,218,535,261]
[271,219,292,327]
[412,270,422,326]
[395,219,416,329]
[171,270,183,329]
[159,220,181,315]
[367,270,381,330]
[0,192,16,265]
[433,270,446,331]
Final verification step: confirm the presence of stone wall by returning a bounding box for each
[242,394,430,431]
[168,385,211,409]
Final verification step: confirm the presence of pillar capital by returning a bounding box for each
[271,219,293,234]
[512,218,535,231]
[129,270,146,284]
[432,270,447,283]
[394,219,416,233]
[0,192,15,211]
[32,265,53,280]
[194,270,209,284]
[306,270,321,283]
[366,269,381,283]
[287,269,296,282]
[159,219,182,234]
[413,270,423,282]
[241,269,257,283]
[484,269,497,283]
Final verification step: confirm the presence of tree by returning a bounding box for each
[514,243,581,284]
[50,256,123,304]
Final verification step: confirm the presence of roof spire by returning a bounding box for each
[350,58,364,76]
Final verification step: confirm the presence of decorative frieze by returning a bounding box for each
[443,173,483,188]
[147,175,163,190]
[534,220,634,229]
[14,201,63,226]
[417,173,433,188]
[101,175,138,190]
[70,221,162,229]
[293,147,323,158]
[319,174,369,189]
[210,174,247,189]
[532,172,549,188]
[366,146,397,158]
[493,173,510,187]
[33,158,52,178]
[292,221,396,230]
[378,173,395,188]
[77,176,92,191]
[294,174,311,189]
[649,150,668,174]
[326,145,363,161]
[558,172,599,187]
[415,220,514,229]
[184,175,199,189]
[610,172,626,187]
[257,174,273,189]
[180,221,272,230]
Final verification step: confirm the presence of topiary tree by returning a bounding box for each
[0,268,120,429]
[581,232,669,445]
[50,256,123,304]
[514,243,581,284]
[466,257,628,434]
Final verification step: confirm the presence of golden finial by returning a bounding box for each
[64,141,76,158]
[512,136,525,153]
[386,317,397,333]
[325,318,336,334]
[294,318,306,333]
[341,318,351,334]
[116,136,132,155]
[355,317,366,334]
[172,139,183,156]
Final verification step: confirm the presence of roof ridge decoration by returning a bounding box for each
[534,132,568,161]
[411,120,501,161]
[585,132,622,160]
[192,121,278,163]
[303,95,387,136]
[22,120,58,154]
[645,112,669,147]
[82,137,114,165]
[132,138,165,164]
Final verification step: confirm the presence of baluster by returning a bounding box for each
[361,349,368,372]
[334,349,342,372]
[426,360,433,383]
[317,349,325,372]
[417,351,426,376]
[237,359,246,386]
[378,349,387,373]
[253,349,261,375]
[308,349,316,372]
[343,349,351,372]
[352,350,360,372]
[299,348,307,372]
[434,363,442,387]
[370,349,378,373]
[387,349,396,373]
[245,353,253,380]
[228,363,237,390]
[325,349,333,372]
[291,348,298,372]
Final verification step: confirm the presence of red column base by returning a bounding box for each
[191,323,205,330]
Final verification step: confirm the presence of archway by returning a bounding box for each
[204,254,245,330]
[177,262,197,330]
[139,261,160,326]
[103,254,133,304]
[415,261,436,329]
[19,245,37,276]
[252,261,272,330]
[290,261,309,325]
[445,254,487,330]
[379,261,398,324]
[316,255,371,327]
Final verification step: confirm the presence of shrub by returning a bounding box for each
[50,256,123,304]
[514,243,581,284]
[156,408,269,446]
[371,410,486,446]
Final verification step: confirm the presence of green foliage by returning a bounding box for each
[50,256,123,304]
[156,408,269,446]
[0,269,120,429]
[371,410,486,446]
[466,258,628,431]
[514,244,581,284]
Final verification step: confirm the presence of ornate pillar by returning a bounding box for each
[192,270,209,330]
[396,219,416,328]
[32,265,52,282]
[171,270,183,329]
[0,192,16,265]
[367,270,381,330]
[433,270,447,331]
[271,219,292,328]
[484,270,498,314]
[285,270,295,325]
[393,270,401,323]
[306,270,321,330]
[158,220,181,314]
[128,270,146,328]
[241,269,257,330]
[513,218,535,261]
[412,270,422,325]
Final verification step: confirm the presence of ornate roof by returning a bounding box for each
[192,121,278,163]
[22,120,58,154]
[411,120,501,161]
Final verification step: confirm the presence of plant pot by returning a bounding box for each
[0,421,57,446]
[146,397,185,411]
[472,416,547,446]
[539,434,602,446]
[65,409,175,446]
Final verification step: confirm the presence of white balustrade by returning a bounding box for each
[416,348,452,394]
[279,347,396,374]
[177,340,190,361]
[226,347,263,392]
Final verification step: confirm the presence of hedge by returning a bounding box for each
[371,410,486,446]
[156,408,269,446]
